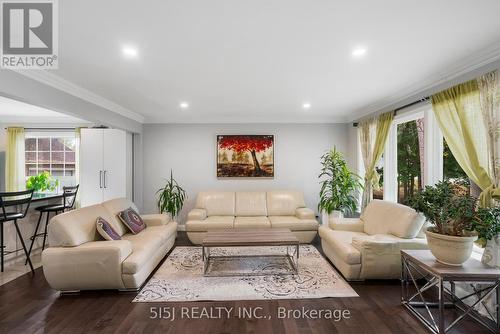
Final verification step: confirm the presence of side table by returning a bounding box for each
[401,250,500,333]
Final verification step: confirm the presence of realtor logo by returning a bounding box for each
[1,0,58,69]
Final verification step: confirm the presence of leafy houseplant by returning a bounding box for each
[471,207,500,247]
[318,147,363,219]
[408,180,480,265]
[26,171,59,192]
[156,171,187,220]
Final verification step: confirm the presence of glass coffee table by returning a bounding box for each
[201,228,299,277]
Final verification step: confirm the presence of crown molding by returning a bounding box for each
[350,41,500,122]
[14,70,145,123]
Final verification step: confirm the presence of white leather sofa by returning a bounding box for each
[186,191,319,244]
[42,198,177,292]
[319,200,428,280]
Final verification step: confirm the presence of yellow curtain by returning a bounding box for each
[359,111,394,209]
[431,77,499,207]
[5,127,26,192]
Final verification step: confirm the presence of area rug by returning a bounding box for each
[133,245,358,302]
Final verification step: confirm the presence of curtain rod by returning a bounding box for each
[4,127,76,130]
[352,97,430,127]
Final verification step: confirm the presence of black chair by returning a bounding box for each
[0,189,35,273]
[26,185,79,264]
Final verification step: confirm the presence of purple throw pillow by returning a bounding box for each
[96,216,121,240]
[118,207,146,234]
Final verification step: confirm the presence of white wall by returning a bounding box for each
[142,123,350,225]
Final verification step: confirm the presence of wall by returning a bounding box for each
[142,123,351,225]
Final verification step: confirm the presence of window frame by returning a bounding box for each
[25,130,77,182]
[382,103,443,202]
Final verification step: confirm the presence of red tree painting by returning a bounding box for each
[217,135,274,177]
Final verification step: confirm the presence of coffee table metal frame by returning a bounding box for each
[401,250,500,334]
[202,230,299,277]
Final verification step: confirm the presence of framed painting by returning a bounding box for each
[217,135,274,178]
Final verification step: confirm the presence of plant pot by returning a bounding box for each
[321,210,344,226]
[425,228,478,266]
[481,236,500,268]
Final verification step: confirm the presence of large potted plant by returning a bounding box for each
[318,147,363,224]
[409,180,479,266]
[156,171,187,221]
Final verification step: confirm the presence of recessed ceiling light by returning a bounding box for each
[180,102,189,109]
[302,102,311,110]
[122,46,138,58]
[352,47,367,58]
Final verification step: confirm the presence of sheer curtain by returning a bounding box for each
[431,71,500,269]
[477,71,500,268]
[359,111,394,210]
[431,77,498,207]
[5,127,26,192]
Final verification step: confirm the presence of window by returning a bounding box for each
[25,132,76,187]
[373,155,384,200]
[397,118,424,204]
[443,138,472,194]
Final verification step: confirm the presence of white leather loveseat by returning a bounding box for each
[319,200,428,280]
[186,191,319,244]
[42,198,177,292]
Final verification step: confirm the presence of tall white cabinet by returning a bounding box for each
[80,128,127,207]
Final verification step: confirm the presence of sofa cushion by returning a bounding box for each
[118,208,146,234]
[102,198,139,236]
[96,217,121,241]
[235,192,267,216]
[269,216,318,231]
[121,231,164,274]
[185,216,234,232]
[196,192,235,216]
[318,228,364,265]
[351,234,428,254]
[234,216,271,229]
[266,191,306,216]
[295,208,315,219]
[48,204,114,247]
[362,200,422,238]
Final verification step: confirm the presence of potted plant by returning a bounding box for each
[472,206,500,267]
[156,170,187,221]
[318,147,363,224]
[26,171,59,193]
[409,180,479,266]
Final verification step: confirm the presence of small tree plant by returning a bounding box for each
[408,180,481,237]
[156,171,187,219]
[318,147,363,216]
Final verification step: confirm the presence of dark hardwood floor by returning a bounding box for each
[0,232,490,334]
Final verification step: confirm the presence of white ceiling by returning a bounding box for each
[46,0,500,123]
[0,95,87,124]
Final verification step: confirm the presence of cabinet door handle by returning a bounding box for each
[99,170,103,188]
[104,170,107,188]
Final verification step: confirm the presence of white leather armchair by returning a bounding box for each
[319,200,428,280]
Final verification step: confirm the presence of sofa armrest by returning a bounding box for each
[188,208,207,221]
[42,240,132,290]
[329,217,364,232]
[141,213,170,226]
[295,207,315,219]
